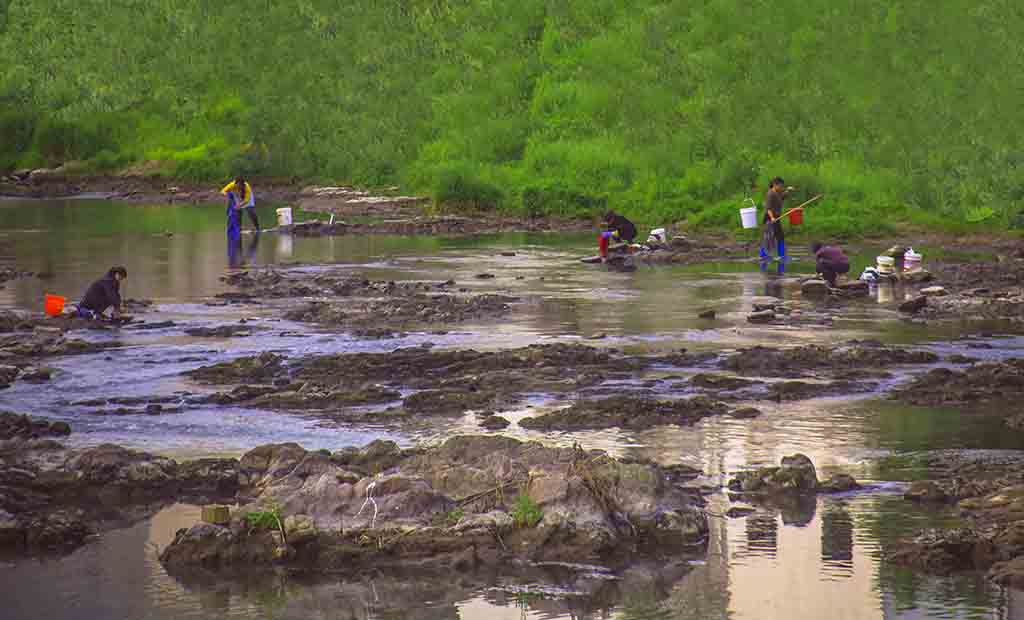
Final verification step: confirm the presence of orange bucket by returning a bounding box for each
[788,208,804,225]
[44,294,66,317]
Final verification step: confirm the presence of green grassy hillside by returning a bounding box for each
[2,1,1023,235]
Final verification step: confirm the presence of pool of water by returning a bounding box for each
[1,199,1023,618]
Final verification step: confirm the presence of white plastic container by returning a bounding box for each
[647,227,667,243]
[740,207,758,229]
[877,256,895,274]
[903,248,922,272]
[276,207,293,227]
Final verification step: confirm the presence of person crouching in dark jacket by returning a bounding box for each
[811,243,850,287]
[78,267,127,319]
[599,211,637,258]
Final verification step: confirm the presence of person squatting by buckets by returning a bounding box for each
[598,211,637,259]
[760,176,796,261]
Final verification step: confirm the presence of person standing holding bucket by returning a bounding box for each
[760,177,794,261]
[221,175,260,233]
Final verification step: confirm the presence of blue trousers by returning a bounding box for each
[760,239,786,259]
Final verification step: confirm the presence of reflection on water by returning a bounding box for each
[3,200,1024,618]
[1,495,1018,620]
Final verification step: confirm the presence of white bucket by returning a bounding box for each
[740,207,758,229]
[877,256,895,274]
[276,207,293,227]
[903,248,922,272]
[647,227,667,243]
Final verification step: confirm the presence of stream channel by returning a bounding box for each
[1,199,1023,619]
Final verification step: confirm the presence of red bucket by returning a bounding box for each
[44,294,66,317]
[788,209,804,225]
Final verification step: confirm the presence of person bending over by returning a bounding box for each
[812,242,850,287]
[221,175,260,232]
[78,266,127,319]
[599,211,637,258]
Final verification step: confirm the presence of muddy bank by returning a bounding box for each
[0,174,591,234]
[0,413,237,556]
[159,435,709,574]
[886,450,1024,587]
[218,268,516,330]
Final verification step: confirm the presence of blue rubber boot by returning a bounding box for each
[759,246,770,261]
[777,239,786,260]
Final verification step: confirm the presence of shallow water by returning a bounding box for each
[1,199,1023,618]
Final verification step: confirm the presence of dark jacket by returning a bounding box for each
[763,189,785,239]
[605,214,637,242]
[815,245,849,267]
[80,273,122,313]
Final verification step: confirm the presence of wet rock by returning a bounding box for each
[727,407,762,419]
[698,309,716,319]
[0,412,72,440]
[721,343,938,378]
[401,389,498,415]
[905,480,948,503]
[519,395,729,432]
[818,474,861,493]
[161,435,709,573]
[690,374,761,391]
[901,270,934,284]
[0,419,240,556]
[833,281,869,297]
[728,454,820,494]
[185,352,285,384]
[888,528,993,575]
[283,514,318,546]
[801,279,830,296]
[891,359,1024,413]
[20,367,53,383]
[0,365,19,386]
[899,296,928,313]
[746,309,776,324]
[725,505,756,518]
[921,286,949,297]
[479,415,511,430]
[474,273,496,279]
[184,324,258,338]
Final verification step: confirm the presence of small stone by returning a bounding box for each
[728,407,762,419]
[920,286,948,297]
[698,310,716,319]
[474,273,496,279]
[480,415,511,430]
[747,309,776,324]
[899,296,928,313]
[801,279,830,296]
[48,421,71,436]
[201,505,231,525]
[904,480,946,503]
[726,505,757,518]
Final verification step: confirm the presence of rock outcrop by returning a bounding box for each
[160,435,709,573]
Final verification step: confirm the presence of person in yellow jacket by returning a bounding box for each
[220,175,260,232]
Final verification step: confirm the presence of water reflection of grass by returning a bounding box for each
[869,401,1024,455]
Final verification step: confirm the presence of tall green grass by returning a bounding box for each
[2,0,1022,236]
